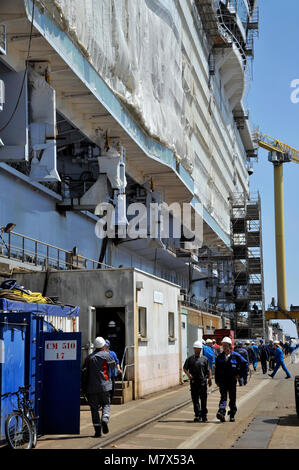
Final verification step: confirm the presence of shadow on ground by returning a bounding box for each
[278,414,299,427]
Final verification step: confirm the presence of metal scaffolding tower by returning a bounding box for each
[230,192,266,338]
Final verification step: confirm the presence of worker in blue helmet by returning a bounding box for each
[258,339,269,374]
[234,341,249,386]
[104,340,122,400]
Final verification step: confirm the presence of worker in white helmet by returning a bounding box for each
[82,336,115,437]
[183,340,212,423]
[215,336,248,422]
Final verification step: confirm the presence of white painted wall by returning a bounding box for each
[134,270,181,397]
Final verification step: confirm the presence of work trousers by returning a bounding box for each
[190,380,208,418]
[269,356,275,370]
[260,359,268,374]
[218,380,237,416]
[238,372,248,386]
[270,361,291,378]
[87,391,111,431]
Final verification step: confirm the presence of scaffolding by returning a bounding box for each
[196,192,266,339]
[229,192,266,338]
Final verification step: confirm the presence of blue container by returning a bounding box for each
[0,312,27,442]
[0,299,80,440]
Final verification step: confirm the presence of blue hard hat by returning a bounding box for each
[237,341,243,345]
[105,339,110,346]
[260,339,264,343]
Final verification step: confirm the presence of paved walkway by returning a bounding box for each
[35,357,298,449]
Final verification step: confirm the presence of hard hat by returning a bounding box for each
[245,340,250,344]
[260,339,264,343]
[206,339,213,344]
[274,340,280,344]
[221,336,232,345]
[193,340,203,349]
[251,341,255,345]
[202,340,206,344]
[237,341,243,345]
[94,336,106,349]
[105,339,110,347]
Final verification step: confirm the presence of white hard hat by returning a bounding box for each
[202,340,206,344]
[193,340,203,349]
[221,336,232,345]
[94,336,106,349]
[206,339,213,344]
[274,340,280,344]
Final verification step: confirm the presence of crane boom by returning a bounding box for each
[258,134,299,164]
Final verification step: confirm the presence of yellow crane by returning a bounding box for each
[258,134,299,332]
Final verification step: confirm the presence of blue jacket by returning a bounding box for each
[215,351,248,384]
[109,350,120,377]
[252,344,259,359]
[274,346,284,364]
[234,346,249,363]
[203,345,215,370]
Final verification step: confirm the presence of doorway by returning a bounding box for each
[96,307,126,366]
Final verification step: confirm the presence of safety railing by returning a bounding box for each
[120,345,135,386]
[0,230,112,270]
[181,294,222,316]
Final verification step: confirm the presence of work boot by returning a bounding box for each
[268,374,273,379]
[216,411,226,422]
[102,420,109,434]
[93,428,102,438]
[193,416,200,422]
[202,416,208,423]
[285,376,291,379]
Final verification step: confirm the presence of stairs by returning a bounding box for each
[112,381,133,405]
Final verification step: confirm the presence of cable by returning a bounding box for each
[0,0,36,133]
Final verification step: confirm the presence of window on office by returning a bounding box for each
[138,307,147,338]
[168,312,175,341]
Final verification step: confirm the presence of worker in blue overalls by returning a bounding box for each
[215,337,248,422]
[234,341,249,385]
[203,339,215,373]
[268,341,291,379]
[104,339,122,401]
[251,341,259,371]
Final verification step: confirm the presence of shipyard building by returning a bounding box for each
[0,0,265,399]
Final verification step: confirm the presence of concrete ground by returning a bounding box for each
[34,356,299,450]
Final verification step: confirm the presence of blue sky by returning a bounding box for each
[248,0,299,338]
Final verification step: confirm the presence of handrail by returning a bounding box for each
[182,294,222,316]
[120,345,135,386]
[0,230,114,270]
[120,345,134,373]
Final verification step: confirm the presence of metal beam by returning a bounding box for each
[265,310,299,321]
